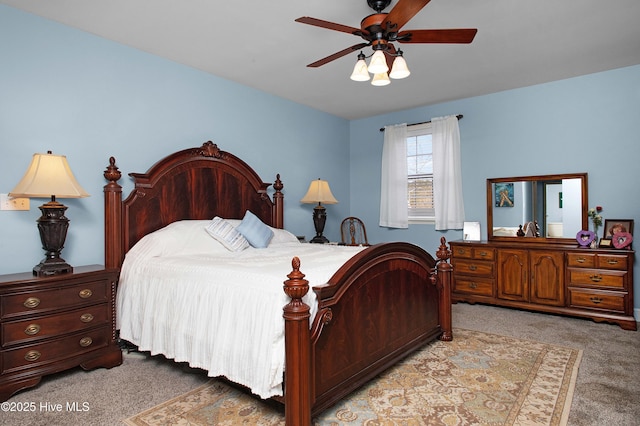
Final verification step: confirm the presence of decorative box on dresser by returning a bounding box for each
[0,265,122,401]
[450,241,636,331]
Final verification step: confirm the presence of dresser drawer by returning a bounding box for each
[568,269,626,289]
[596,254,628,271]
[452,245,495,261]
[453,276,494,297]
[1,326,110,375]
[566,253,596,268]
[453,259,494,276]
[568,288,626,313]
[1,304,109,348]
[1,279,109,319]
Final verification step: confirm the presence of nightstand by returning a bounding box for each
[0,265,122,401]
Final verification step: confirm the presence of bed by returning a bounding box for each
[103,141,453,425]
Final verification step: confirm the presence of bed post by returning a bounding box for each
[103,157,123,270]
[273,174,284,229]
[436,237,453,341]
[282,257,311,426]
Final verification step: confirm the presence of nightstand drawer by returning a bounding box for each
[453,277,494,297]
[1,304,109,347]
[568,269,625,289]
[1,279,109,319]
[568,288,626,313]
[453,259,494,276]
[1,326,110,374]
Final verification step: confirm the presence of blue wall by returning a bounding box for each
[1,5,639,316]
[350,64,640,315]
[0,5,351,274]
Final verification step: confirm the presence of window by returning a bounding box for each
[406,123,434,221]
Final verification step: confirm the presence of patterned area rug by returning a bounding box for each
[123,328,582,425]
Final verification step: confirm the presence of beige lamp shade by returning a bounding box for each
[300,179,338,204]
[9,152,89,199]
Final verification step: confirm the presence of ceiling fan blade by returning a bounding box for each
[295,17,365,36]
[385,43,397,72]
[306,43,370,68]
[398,28,478,43]
[382,0,432,32]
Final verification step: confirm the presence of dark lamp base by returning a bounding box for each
[309,235,330,244]
[33,257,73,277]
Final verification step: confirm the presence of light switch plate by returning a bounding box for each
[0,194,30,211]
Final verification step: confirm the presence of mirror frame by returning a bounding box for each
[487,173,589,243]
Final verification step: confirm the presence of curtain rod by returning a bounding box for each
[379,114,463,132]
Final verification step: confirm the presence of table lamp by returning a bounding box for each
[10,151,90,276]
[300,178,338,244]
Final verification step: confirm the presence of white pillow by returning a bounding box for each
[126,220,230,260]
[205,217,250,251]
[269,228,300,245]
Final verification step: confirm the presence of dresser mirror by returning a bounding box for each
[487,173,588,243]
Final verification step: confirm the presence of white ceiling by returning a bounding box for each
[2,0,639,120]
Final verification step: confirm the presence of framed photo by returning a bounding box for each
[603,219,634,250]
[598,238,612,248]
[494,183,514,207]
[463,221,481,241]
[603,219,634,239]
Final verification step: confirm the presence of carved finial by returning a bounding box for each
[273,174,283,192]
[436,237,451,263]
[104,156,122,183]
[283,256,309,301]
[199,141,222,158]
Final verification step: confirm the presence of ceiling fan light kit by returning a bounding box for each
[297,0,477,87]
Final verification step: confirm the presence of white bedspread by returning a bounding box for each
[116,222,365,399]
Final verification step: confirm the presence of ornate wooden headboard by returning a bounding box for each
[103,141,284,269]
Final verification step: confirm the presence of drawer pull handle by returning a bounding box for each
[79,337,93,347]
[479,251,488,257]
[78,289,93,299]
[23,297,41,308]
[469,282,478,289]
[607,259,619,265]
[590,297,603,304]
[24,324,41,336]
[24,350,41,362]
[576,257,586,263]
[458,249,466,255]
[468,265,477,271]
[80,313,94,323]
[589,274,603,282]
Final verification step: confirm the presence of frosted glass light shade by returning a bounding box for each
[389,56,410,79]
[300,179,338,204]
[371,72,391,86]
[367,50,388,74]
[10,152,89,199]
[350,58,370,81]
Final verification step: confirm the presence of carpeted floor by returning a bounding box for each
[2,303,638,425]
[123,328,581,425]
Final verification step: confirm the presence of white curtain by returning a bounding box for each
[379,123,408,228]
[432,115,465,230]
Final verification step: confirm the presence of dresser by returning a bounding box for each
[0,265,122,401]
[450,240,636,330]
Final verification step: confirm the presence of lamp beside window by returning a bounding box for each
[300,179,338,244]
[9,151,90,276]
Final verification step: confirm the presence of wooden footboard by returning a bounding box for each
[283,238,452,425]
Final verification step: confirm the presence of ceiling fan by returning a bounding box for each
[295,0,477,85]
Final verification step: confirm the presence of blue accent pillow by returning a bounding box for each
[236,210,274,248]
